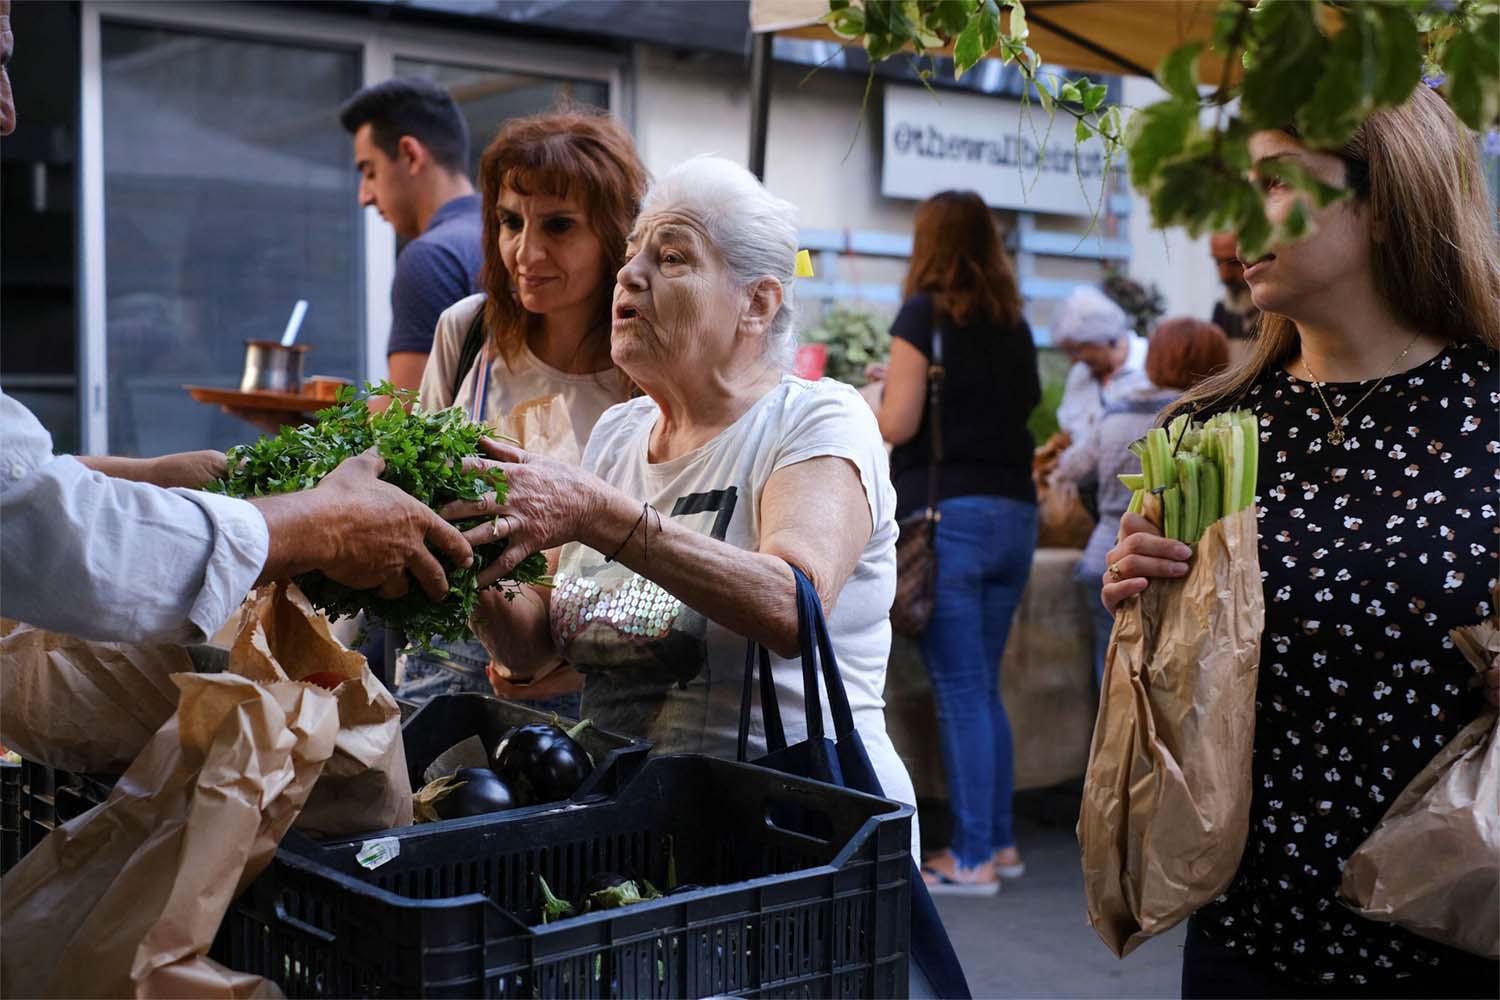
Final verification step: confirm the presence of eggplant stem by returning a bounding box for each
[567,718,594,740]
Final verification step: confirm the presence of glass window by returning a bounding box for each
[392,58,610,183]
[100,22,362,456]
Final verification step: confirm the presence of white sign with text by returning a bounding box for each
[882,84,1109,216]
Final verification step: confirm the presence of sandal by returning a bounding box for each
[992,847,1026,880]
[920,854,1000,897]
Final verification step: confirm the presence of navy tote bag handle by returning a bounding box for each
[737,565,972,1000]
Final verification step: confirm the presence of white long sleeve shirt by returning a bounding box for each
[0,392,268,643]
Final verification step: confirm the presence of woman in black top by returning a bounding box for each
[874,190,1041,894]
[1103,87,1500,995]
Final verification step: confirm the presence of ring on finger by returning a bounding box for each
[1108,562,1122,582]
[491,514,511,540]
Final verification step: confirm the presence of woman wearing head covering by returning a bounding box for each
[1050,285,1151,477]
[444,155,921,855]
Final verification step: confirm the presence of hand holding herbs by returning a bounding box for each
[212,383,549,645]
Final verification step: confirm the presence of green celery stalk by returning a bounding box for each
[1224,424,1246,516]
[1139,447,1155,492]
[1162,485,1183,543]
[1199,461,1222,538]
[1148,428,1173,491]
[1118,473,1146,491]
[1238,410,1259,510]
[1176,456,1201,545]
[1127,488,1145,516]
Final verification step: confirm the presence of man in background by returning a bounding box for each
[339,78,482,403]
[1209,231,1258,362]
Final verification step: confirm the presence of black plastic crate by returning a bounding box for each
[0,758,115,875]
[214,754,912,998]
[327,693,650,844]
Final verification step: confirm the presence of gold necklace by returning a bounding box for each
[1301,333,1421,445]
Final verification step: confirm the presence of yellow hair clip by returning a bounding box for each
[794,249,815,279]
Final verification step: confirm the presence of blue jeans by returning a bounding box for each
[919,495,1038,867]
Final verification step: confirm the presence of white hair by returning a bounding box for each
[640,155,800,370]
[1052,285,1130,346]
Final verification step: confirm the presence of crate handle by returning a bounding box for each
[274,899,336,945]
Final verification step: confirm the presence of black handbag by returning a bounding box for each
[738,565,973,999]
[890,326,945,638]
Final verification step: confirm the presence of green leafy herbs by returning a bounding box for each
[211,382,548,646]
[1122,409,1259,545]
[801,305,891,386]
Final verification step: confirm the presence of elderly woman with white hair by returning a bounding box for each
[445,155,919,846]
[1050,285,1150,461]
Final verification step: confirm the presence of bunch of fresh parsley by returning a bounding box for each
[211,382,548,646]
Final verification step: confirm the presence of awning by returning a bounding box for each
[750,0,1236,85]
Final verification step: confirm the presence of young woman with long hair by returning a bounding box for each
[1103,86,1499,995]
[874,189,1041,894]
[400,106,648,710]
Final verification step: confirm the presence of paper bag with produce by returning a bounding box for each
[0,672,339,998]
[0,621,186,774]
[1079,410,1265,958]
[230,581,413,837]
[1338,592,1499,959]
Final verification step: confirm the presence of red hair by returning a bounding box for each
[1146,318,1230,390]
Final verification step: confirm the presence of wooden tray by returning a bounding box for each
[185,385,325,413]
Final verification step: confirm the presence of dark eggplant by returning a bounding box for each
[434,767,518,820]
[491,720,594,804]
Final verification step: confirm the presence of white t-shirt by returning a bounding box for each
[418,294,627,458]
[550,375,918,848]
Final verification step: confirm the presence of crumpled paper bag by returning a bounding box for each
[0,672,340,998]
[1338,592,1500,958]
[1078,505,1264,958]
[0,621,187,773]
[231,582,413,836]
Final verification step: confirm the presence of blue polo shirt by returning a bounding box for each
[387,193,483,357]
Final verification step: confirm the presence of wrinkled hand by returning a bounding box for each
[440,438,602,586]
[148,449,228,489]
[1100,511,1192,614]
[311,448,472,600]
[488,658,583,702]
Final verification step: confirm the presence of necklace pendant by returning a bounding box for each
[1328,422,1346,445]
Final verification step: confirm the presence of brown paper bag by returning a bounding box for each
[230,582,413,835]
[1338,597,1500,958]
[0,621,187,773]
[0,672,339,998]
[1078,505,1264,957]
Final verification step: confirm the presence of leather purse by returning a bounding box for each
[890,325,944,638]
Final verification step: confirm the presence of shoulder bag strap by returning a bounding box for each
[924,324,945,517]
[449,304,488,401]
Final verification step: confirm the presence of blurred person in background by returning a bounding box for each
[399,107,647,714]
[872,190,1040,894]
[1210,231,1260,364]
[1052,318,1229,685]
[340,77,482,402]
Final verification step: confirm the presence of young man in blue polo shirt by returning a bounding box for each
[340,78,483,401]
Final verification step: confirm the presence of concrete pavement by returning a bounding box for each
[932,816,1187,999]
